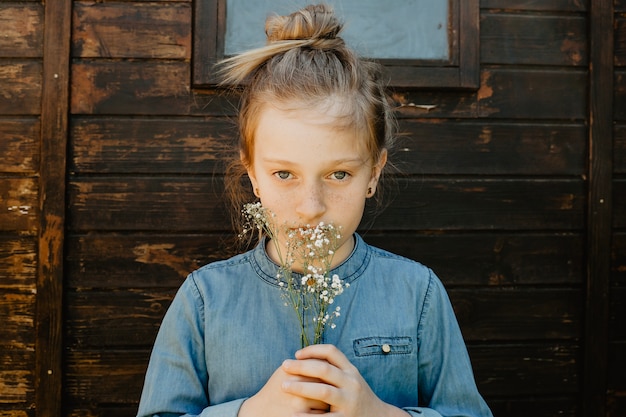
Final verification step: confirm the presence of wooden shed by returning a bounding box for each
[0,0,624,416]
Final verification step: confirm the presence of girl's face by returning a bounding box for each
[246,103,387,268]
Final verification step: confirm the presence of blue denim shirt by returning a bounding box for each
[137,234,492,417]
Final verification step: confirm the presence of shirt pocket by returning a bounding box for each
[353,336,413,357]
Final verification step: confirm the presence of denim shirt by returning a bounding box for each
[137,234,493,417]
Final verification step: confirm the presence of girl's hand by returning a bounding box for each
[281,344,409,417]
[238,364,329,417]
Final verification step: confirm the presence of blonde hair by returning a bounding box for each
[218,3,396,234]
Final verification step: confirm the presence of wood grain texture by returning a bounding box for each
[0,3,43,57]
[0,62,42,115]
[0,178,38,232]
[0,119,40,173]
[481,12,587,66]
[72,2,191,59]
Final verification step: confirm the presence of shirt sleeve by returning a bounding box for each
[136,275,245,417]
[415,270,493,417]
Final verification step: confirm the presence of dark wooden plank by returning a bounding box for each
[0,178,39,232]
[0,290,35,349]
[67,177,585,232]
[0,119,40,173]
[365,232,584,286]
[470,343,580,397]
[0,237,36,289]
[584,1,614,416]
[64,349,149,404]
[65,234,234,289]
[451,288,583,341]
[477,68,587,119]
[616,179,626,229]
[72,2,190,59]
[0,349,35,404]
[0,3,43,57]
[607,342,626,408]
[69,117,237,174]
[613,232,626,286]
[487,396,578,417]
[480,0,587,11]
[481,13,587,66]
[614,125,626,173]
[615,15,626,67]
[36,0,71,415]
[609,287,626,341]
[65,289,175,348]
[0,62,42,115]
[612,70,626,121]
[396,120,586,175]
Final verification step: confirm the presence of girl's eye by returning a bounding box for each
[331,171,349,180]
[275,171,291,180]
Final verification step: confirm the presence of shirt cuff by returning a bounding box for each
[197,398,247,417]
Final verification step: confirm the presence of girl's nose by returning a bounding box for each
[295,182,326,221]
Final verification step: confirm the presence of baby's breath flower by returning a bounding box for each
[240,202,348,347]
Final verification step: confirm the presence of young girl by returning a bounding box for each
[137,4,493,417]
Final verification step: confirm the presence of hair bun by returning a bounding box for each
[265,4,343,48]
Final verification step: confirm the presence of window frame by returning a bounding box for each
[192,0,479,89]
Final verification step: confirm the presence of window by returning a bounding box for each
[193,0,479,89]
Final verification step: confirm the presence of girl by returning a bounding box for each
[137,4,493,417]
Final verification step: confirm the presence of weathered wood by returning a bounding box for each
[614,125,626,173]
[487,396,578,417]
[615,180,626,228]
[0,237,36,289]
[0,62,42,115]
[481,13,587,66]
[0,3,43,57]
[469,343,580,396]
[480,0,587,11]
[0,178,39,232]
[451,288,583,341]
[365,232,584,286]
[0,290,35,349]
[65,234,234,289]
[396,120,586,175]
[72,2,191,59]
[613,232,626,286]
[69,117,237,174]
[584,1,614,416]
[65,289,176,348]
[64,349,149,404]
[0,349,35,404]
[477,68,587,119]
[69,117,585,176]
[614,15,626,66]
[0,119,40,173]
[67,177,585,231]
[36,0,71,415]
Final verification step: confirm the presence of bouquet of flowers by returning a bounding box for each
[241,202,349,347]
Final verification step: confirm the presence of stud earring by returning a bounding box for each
[367,187,373,197]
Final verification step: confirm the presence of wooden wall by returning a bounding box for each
[0,0,624,416]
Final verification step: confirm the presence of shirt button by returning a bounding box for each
[382,344,391,354]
